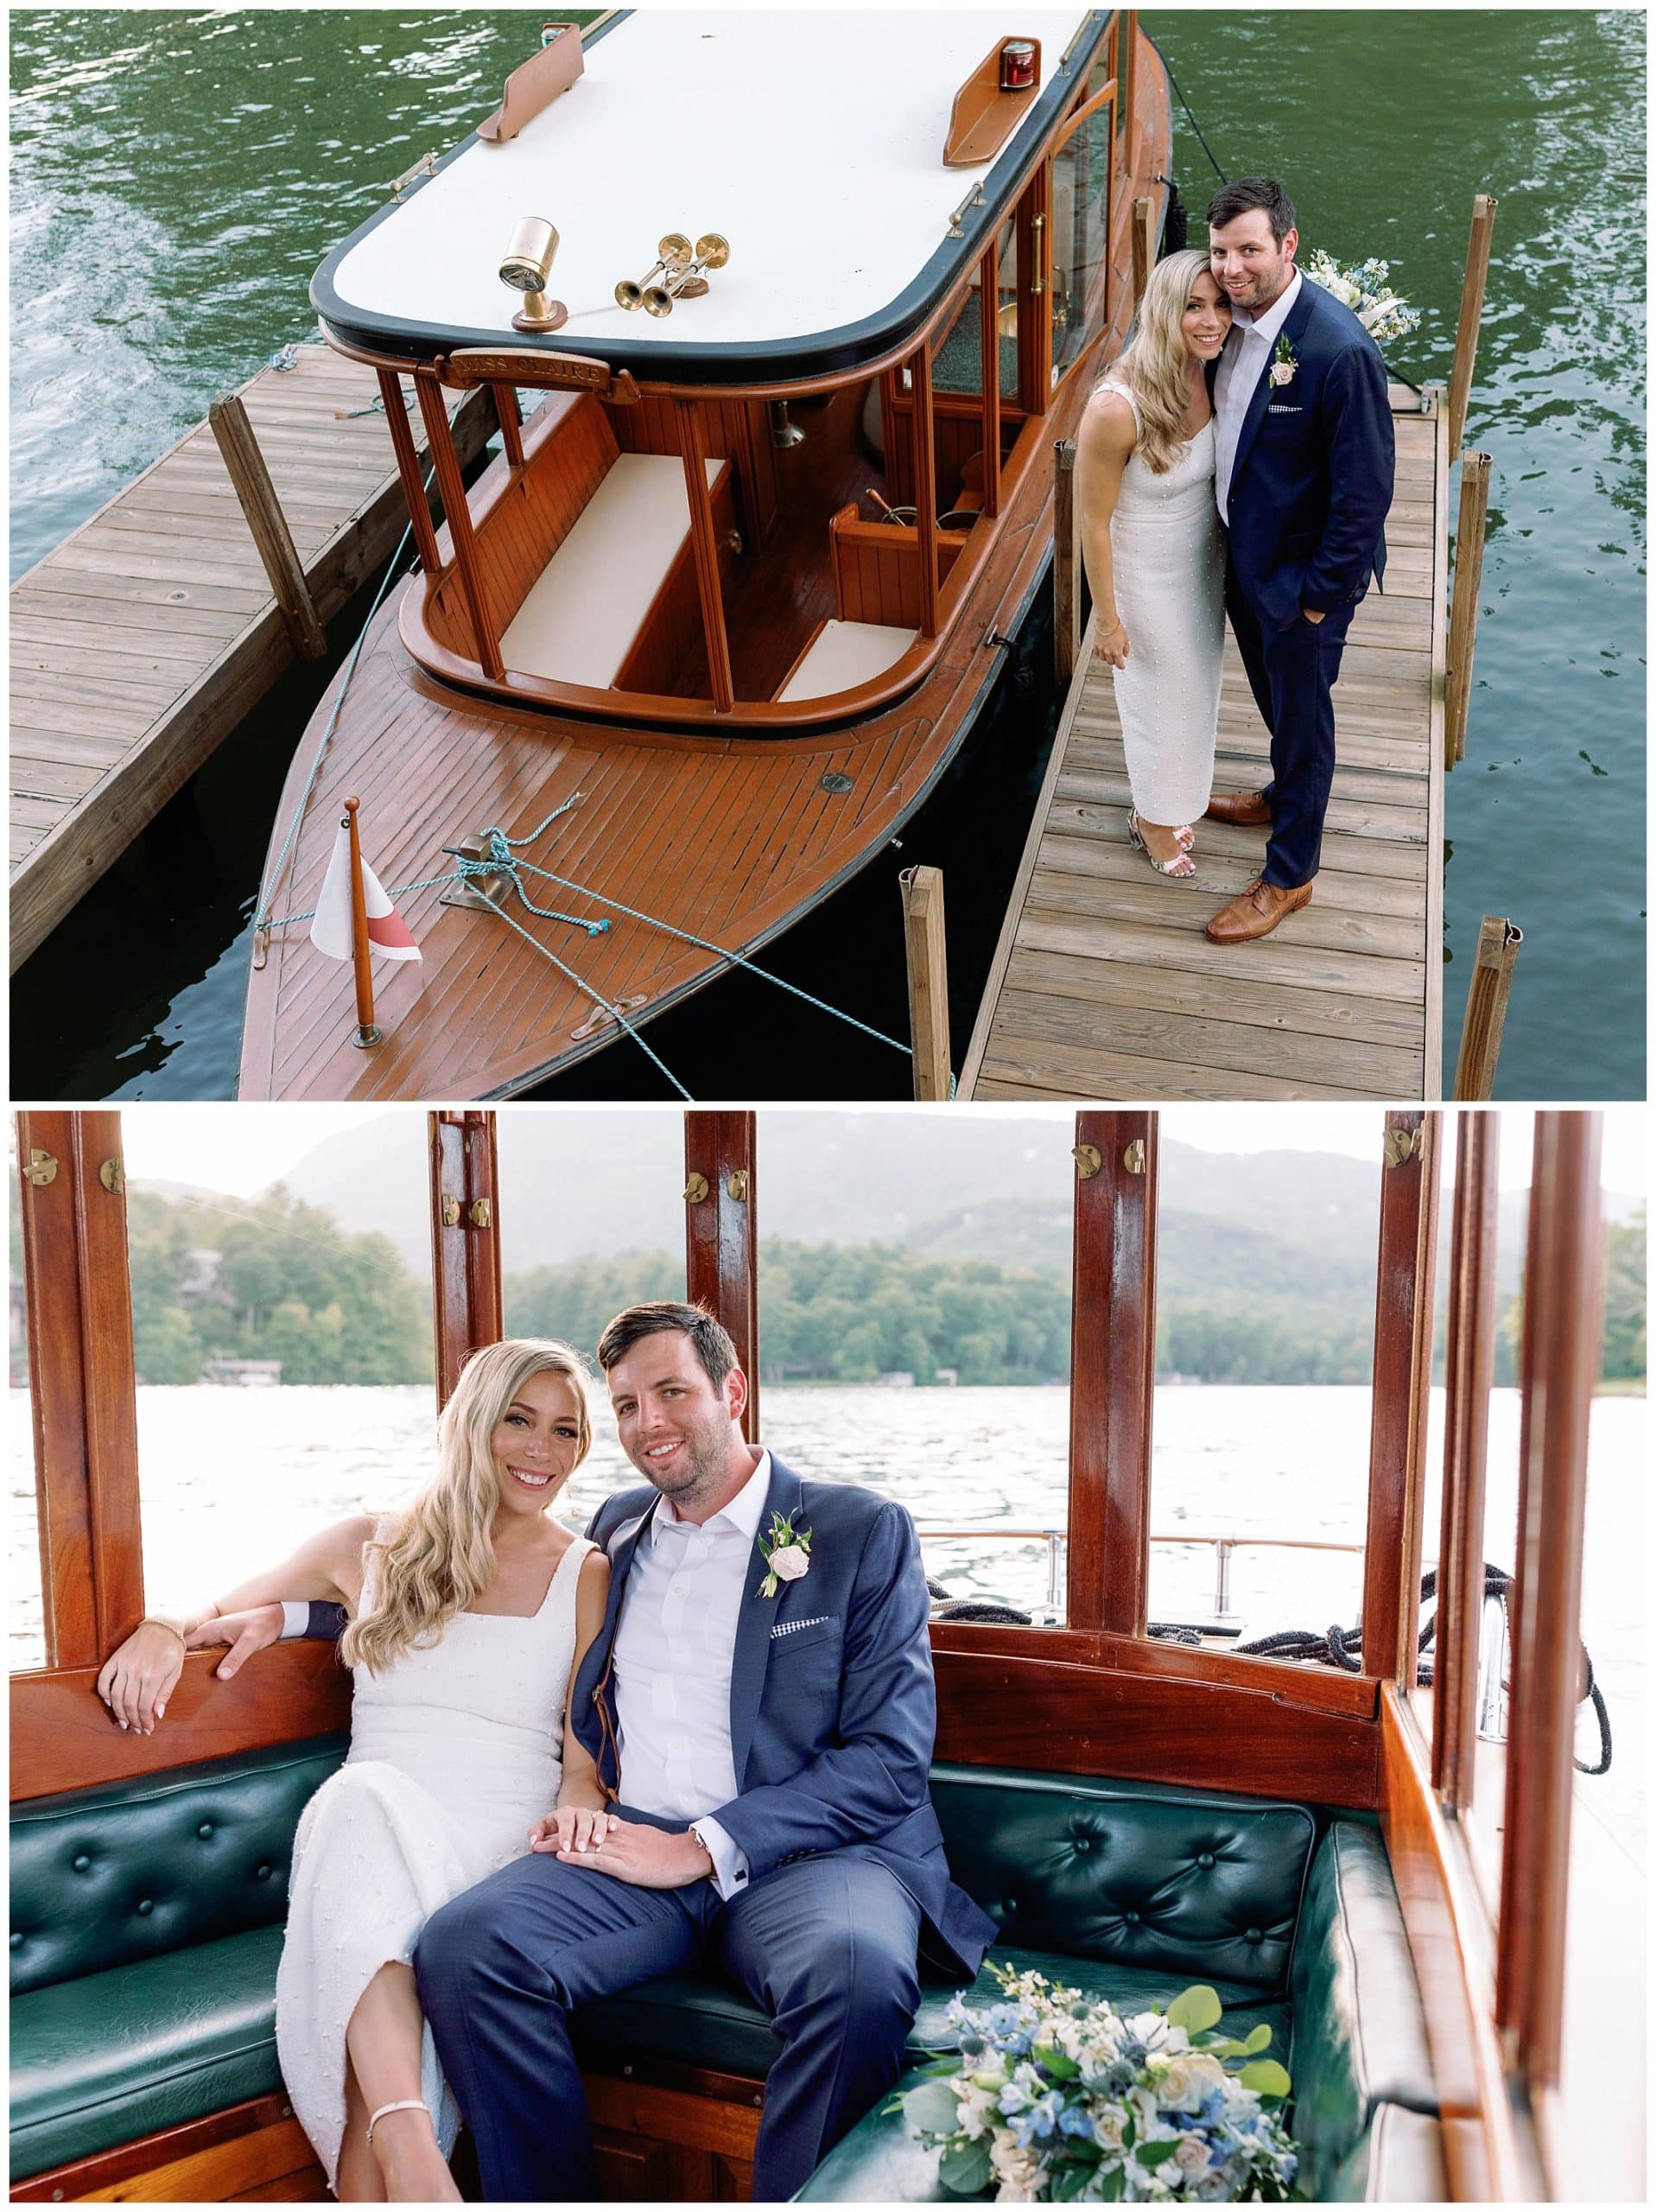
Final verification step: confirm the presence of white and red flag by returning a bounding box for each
[310,818,421,964]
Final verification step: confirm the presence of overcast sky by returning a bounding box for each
[100,1103,1646,1200]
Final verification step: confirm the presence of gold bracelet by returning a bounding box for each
[141,1617,189,1648]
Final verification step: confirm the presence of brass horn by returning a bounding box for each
[616,232,693,311]
[642,232,731,316]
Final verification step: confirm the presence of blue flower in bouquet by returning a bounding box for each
[1009,2090,1067,2147]
[1057,2104,1094,2139]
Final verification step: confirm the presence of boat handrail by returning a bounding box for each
[917,1526,1372,1620]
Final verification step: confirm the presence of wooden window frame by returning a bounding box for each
[428,1108,504,1404]
[1434,1109,1501,1813]
[682,1110,759,1443]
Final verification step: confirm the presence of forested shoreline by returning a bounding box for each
[15,1188,1640,1391]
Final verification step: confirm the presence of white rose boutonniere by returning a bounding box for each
[756,1509,812,1597]
[1269,334,1298,387]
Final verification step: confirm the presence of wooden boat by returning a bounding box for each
[238,10,1172,1099]
[10,1106,1627,2201]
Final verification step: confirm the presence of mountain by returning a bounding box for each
[123,1110,1634,1298]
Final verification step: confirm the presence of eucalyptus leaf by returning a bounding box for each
[938,2140,993,2196]
[904,2080,963,2136]
[1239,2058,1293,2098]
[1167,1984,1224,2034]
[1243,2022,1275,2054]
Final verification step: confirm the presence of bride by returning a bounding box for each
[93,1338,612,2202]
[1075,248,1231,878]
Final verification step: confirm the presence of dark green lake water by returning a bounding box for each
[9,10,1645,1101]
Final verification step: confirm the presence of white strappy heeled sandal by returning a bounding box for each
[1128,810,1198,880]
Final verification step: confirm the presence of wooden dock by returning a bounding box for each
[961,385,1446,1102]
[9,347,492,970]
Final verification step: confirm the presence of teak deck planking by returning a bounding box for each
[961,386,1449,1102]
[9,349,492,971]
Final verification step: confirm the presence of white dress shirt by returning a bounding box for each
[1213,267,1302,524]
[610,1449,771,1900]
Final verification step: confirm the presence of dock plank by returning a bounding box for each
[961,388,1447,1101]
[10,347,494,969]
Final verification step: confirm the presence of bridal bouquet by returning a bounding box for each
[898,1967,1301,2202]
[1301,247,1420,346]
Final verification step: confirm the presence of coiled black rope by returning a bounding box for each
[1240,1563,1611,1775]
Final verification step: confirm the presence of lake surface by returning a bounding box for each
[10,1380,1644,1864]
[8,10,1644,1101]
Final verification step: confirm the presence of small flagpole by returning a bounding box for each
[343,798,381,1048]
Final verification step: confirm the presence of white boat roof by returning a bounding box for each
[315,9,1104,382]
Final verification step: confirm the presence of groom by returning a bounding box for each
[1203,176,1394,944]
[411,1301,994,2202]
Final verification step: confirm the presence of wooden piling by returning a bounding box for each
[207,395,328,659]
[1446,450,1492,767]
[1132,197,1153,309]
[343,798,381,1048]
[1451,917,1522,1101]
[1054,439,1082,684]
[1448,193,1498,464]
[899,865,952,1100]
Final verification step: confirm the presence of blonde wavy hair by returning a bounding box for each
[342,1338,593,1674]
[1105,248,1228,475]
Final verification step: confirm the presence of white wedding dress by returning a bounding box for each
[276,1524,593,2188]
[1093,378,1226,827]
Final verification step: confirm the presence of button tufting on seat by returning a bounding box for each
[10,1931,22,1950]
[257,1865,273,1880]
[1197,1852,1215,1869]
[1075,1838,1091,1853]
[198,1822,215,1840]
[1123,1910,1140,1925]
[137,1899,154,1916]
[72,1855,91,1873]
[1246,1926,1263,1943]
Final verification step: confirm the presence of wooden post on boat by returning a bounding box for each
[899,865,951,1100]
[1448,193,1498,464]
[1132,197,1153,310]
[1445,449,1492,767]
[343,798,381,1049]
[1451,917,1523,1100]
[1053,440,1082,683]
[208,394,328,659]
[676,396,736,708]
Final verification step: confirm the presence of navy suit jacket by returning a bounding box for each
[573,1454,996,1977]
[1215,273,1395,632]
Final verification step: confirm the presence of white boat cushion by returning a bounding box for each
[500,452,721,689]
[777,618,919,702]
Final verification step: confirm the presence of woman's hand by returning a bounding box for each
[188,1605,286,1681]
[1098,616,1131,669]
[96,1624,187,1734]
[530,1805,619,1855]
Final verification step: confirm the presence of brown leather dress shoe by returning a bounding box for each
[1203,788,1274,828]
[1205,876,1313,944]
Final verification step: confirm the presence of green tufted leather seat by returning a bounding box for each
[10,1745,1440,2201]
[795,1808,1445,2203]
[10,1737,346,2182]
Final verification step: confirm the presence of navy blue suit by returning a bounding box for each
[1216,273,1394,886]
[412,1456,994,2202]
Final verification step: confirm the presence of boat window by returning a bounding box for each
[9,1119,45,1669]
[1050,52,1116,378]
[119,1108,437,1615]
[1145,1108,1386,1655]
[495,1109,687,1524]
[753,1108,1074,1624]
